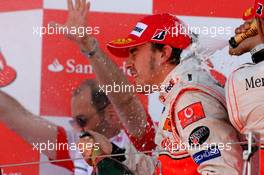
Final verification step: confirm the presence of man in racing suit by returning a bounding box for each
[108,13,244,175]
[153,56,243,175]
[57,0,243,174]
[227,0,264,174]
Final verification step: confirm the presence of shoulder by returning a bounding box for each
[173,91,227,121]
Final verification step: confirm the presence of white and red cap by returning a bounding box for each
[107,13,192,57]
[0,51,16,87]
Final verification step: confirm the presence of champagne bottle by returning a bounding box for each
[79,131,134,175]
[96,157,134,175]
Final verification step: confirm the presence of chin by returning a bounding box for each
[134,76,146,85]
[133,79,155,94]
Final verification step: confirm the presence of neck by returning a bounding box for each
[156,64,176,87]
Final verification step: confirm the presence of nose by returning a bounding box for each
[125,57,134,70]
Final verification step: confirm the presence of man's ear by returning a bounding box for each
[161,45,173,64]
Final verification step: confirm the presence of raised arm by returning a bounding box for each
[0,90,58,159]
[54,0,148,138]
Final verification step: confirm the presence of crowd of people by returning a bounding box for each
[0,0,264,174]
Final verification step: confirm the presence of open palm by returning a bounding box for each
[53,0,90,43]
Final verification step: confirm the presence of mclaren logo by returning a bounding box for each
[0,51,17,87]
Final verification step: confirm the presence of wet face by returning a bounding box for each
[71,87,100,132]
[126,43,162,87]
[71,86,121,136]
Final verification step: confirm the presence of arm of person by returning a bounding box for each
[79,130,156,175]
[0,90,58,159]
[54,0,149,139]
[229,18,264,57]
[87,44,148,138]
[173,91,243,175]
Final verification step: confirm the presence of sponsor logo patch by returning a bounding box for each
[163,118,172,132]
[178,102,206,129]
[256,1,264,17]
[111,38,134,45]
[188,126,210,146]
[165,79,175,93]
[152,29,167,41]
[131,22,148,37]
[192,146,221,165]
[245,76,264,90]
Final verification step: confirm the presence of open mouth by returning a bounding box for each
[129,68,138,78]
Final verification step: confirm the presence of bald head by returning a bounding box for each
[73,79,110,113]
[71,79,120,137]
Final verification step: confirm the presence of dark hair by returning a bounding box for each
[151,43,183,65]
[73,79,110,113]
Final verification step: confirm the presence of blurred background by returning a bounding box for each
[0,0,254,174]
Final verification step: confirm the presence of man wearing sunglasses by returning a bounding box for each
[0,79,155,174]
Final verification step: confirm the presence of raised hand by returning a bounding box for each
[51,0,91,44]
[229,18,264,56]
[78,130,113,165]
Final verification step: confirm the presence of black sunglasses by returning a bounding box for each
[70,102,110,128]
[70,114,88,128]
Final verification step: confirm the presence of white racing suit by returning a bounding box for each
[155,57,243,175]
[225,60,264,174]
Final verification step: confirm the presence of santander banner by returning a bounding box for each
[0,0,254,174]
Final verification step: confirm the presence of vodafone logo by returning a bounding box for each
[0,51,16,87]
[178,102,206,129]
[184,107,194,119]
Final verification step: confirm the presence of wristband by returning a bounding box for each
[251,48,264,64]
[250,43,264,56]
[81,37,98,58]
[96,158,134,175]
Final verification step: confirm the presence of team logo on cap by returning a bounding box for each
[111,38,134,45]
[256,2,264,16]
[152,29,167,41]
[0,51,17,87]
[243,7,254,20]
[131,22,148,37]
